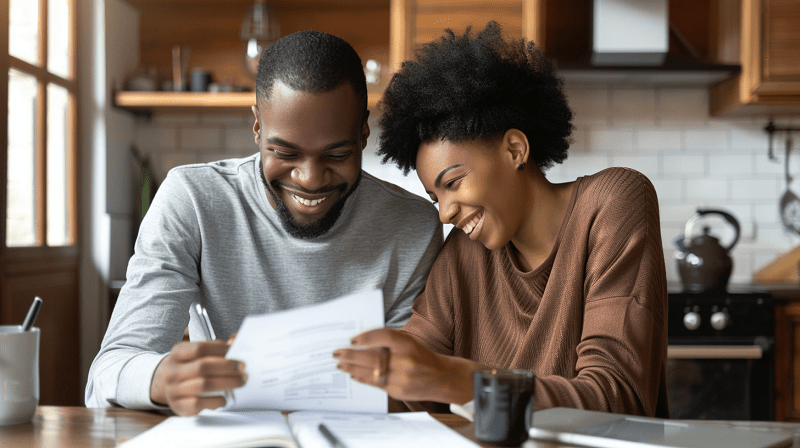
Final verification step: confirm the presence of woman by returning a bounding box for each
[333,22,669,418]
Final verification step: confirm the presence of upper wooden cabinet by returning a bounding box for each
[710,0,800,116]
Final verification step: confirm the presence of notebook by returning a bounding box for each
[120,409,482,448]
[527,408,796,448]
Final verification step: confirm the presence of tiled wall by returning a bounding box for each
[132,85,800,284]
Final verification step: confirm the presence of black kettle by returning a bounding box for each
[673,209,740,293]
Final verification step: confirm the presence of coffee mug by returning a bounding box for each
[0,326,39,425]
[473,369,535,446]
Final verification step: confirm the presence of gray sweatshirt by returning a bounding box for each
[85,153,442,409]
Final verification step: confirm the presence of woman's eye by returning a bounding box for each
[445,174,466,189]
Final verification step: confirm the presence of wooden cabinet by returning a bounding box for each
[773,291,800,421]
[710,0,800,116]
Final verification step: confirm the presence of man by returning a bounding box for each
[85,30,442,416]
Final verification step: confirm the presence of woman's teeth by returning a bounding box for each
[463,214,481,235]
[291,194,327,207]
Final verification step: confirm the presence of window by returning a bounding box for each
[4,0,77,248]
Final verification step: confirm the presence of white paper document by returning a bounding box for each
[122,409,482,448]
[224,289,388,413]
[288,411,482,448]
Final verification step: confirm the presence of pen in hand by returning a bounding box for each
[319,423,349,448]
[189,301,234,404]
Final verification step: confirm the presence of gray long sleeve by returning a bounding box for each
[85,153,442,409]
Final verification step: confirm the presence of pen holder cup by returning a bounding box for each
[473,369,535,446]
[0,326,39,425]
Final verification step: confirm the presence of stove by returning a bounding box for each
[667,291,774,420]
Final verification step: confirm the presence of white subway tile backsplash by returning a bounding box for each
[561,154,612,178]
[685,178,728,200]
[152,114,200,126]
[200,112,253,126]
[133,124,177,151]
[224,126,258,152]
[179,127,222,151]
[588,128,635,152]
[685,129,729,151]
[637,129,682,152]
[730,179,781,200]
[651,178,684,202]
[611,155,658,176]
[708,154,754,175]
[609,88,657,125]
[564,86,609,125]
[157,152,201,178]
[662,154,705,175]
[658,88,708,125]
[731,126,769,151]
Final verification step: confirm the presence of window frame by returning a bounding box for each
[1,0,79,256]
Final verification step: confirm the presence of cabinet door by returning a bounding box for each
[747,0,800,96]
[774,301,800,421]
[390,0,544,71]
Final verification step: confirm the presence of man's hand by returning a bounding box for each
[333,329,479,405]
[150,340,247,416]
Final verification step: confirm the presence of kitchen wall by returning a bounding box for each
[130,84,799,285]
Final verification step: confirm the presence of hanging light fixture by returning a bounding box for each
[241,0,280,78]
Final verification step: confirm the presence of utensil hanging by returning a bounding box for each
[780,133,800,234]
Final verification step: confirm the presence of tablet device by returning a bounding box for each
[527,408,795,448]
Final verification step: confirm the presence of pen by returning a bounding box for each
[319,423,349,448]
[21,296,42,332]
[190,301,234,404]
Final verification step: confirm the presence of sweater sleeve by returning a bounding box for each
[533,170,668,417]
[85,170,202,410]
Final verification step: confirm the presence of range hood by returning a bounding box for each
[555,0,740,87]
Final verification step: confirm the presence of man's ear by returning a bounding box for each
[361,109,371,150]
[503,128,530,168]
[251,105,261,146]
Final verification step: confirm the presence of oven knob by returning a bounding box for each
[683,312,701,330]
[710,312,729,330]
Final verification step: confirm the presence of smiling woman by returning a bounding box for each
[333,21,670,419]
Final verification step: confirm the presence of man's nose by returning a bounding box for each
[292,160,330,191]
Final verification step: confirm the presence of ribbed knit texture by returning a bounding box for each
[402,167,669,418]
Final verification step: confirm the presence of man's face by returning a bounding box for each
[252,81,369,239]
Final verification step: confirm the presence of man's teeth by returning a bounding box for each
[291,194,327,207]
[463,214,481,235]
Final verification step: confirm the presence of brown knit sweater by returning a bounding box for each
[402,167,669,418]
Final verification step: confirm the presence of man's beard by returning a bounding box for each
[260,163,361,239]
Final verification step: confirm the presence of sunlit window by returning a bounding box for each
[5,0,76,248]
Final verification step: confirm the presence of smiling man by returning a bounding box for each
[85,31,442,416]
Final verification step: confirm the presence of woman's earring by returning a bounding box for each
[517,163,526,171]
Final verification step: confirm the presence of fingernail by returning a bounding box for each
[350,338,358,345]
[332,351,341,358]
[238,362,246,372]
[242,373,248,383]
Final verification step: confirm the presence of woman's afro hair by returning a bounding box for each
[377,21,573,174]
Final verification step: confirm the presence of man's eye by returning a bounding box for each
[327,152,351,161]
[269,148,297,159]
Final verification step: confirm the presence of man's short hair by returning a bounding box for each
[256,30,367,120]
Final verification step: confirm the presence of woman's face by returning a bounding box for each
[416,136,527,250]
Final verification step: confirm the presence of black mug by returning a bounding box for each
[473,369,536,446]
[190,69,212,92]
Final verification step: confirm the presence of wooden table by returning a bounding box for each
[0,406,561,448]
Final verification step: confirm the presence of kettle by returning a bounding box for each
[673,209,740,293]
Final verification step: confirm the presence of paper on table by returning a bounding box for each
[224,289,388,413]
[287,411,483,448]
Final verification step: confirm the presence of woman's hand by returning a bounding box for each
[333,329,478,405]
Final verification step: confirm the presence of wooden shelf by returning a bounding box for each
[114,91,381,113]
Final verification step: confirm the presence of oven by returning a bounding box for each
[666,292,774,421]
